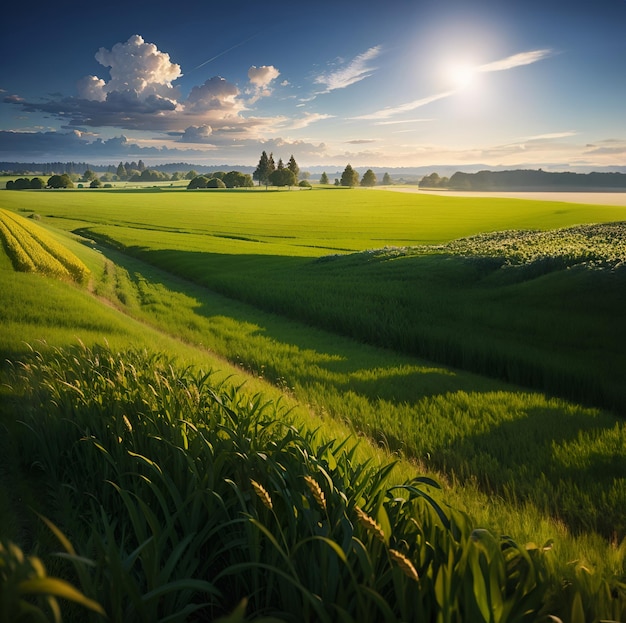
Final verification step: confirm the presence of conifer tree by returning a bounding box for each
[287,155,299,181]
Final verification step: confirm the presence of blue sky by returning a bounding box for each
[1,0,625,169]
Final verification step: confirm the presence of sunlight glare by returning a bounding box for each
[446,62,476,90]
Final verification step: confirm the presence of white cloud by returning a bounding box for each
[248,65,280,88]
[374,118,435,125]
[286,112,334,130]
[78,35,182,105]
[314,45,382,94]
[353,48,552,122]
[354,92,454,120]
[76,75,107,101]
[476,49,553,73]
[247,65,281,103]
[523,131,576,141]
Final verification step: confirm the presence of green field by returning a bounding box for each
[1,186,625,621]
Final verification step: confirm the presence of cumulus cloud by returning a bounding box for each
[248,65,280,88]
[180,124,214,143]
[247,65,280,103]
[87,34,182,103]
[185,76,242,114]
[314,45,382,94]
[5,35,270,136]
[76,75,107,102]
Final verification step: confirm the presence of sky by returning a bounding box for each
[1,0,625,170]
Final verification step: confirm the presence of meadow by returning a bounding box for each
[1,186,625,621]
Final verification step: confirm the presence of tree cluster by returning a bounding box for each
[115,160,147,180]
[187,170,253,189]
[5,177,46,190]
[5,174,76,189]
[418,173,449,189]
[253,152,300,187]
[322,166,390,187]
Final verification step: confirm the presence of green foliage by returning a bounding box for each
[2,190,626,613]
[269,167,296,187]
[207,177,227,188]
[47,174,73,189]
[360,169,377,187]
[254,150,274,186]
[0,537,105,623]
[287,155,299,181]
[187,175,209,189]
[3,343,624,622]
[341,164,359,187]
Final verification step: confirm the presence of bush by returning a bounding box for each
[187,175,210,189]
[206,177,226,188]
[299,180,312,188]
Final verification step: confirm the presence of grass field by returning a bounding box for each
[1,186,625,621]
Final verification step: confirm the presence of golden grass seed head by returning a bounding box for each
[304,475,327,512]
[389,548,419,582]
[355,506,385,543]
[250,479,273,510]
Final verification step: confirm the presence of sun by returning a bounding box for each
[445,62,477,90]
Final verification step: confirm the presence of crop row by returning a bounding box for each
[368,221,626,269]
[0,208,90,282]
[3,343,625,622]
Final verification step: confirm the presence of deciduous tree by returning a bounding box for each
[269,168,296,187]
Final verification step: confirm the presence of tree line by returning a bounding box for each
[419,169,626,191]
[4,154,397,191]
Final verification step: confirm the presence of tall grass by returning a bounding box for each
[3,343,625,622]
[105,222,625,413]
[5,224,622,543]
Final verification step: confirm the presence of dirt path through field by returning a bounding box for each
[378,187,626,206]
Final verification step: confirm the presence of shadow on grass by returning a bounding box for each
[435,403,626,538]
[79,236,510,405]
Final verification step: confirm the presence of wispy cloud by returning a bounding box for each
[353,91,453,120]
[476,49,553,73]
[354,48,552,121]
[374,118,435,126]
[285,112,334,130]
[523,131,576,141]
[314,45,382,94]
